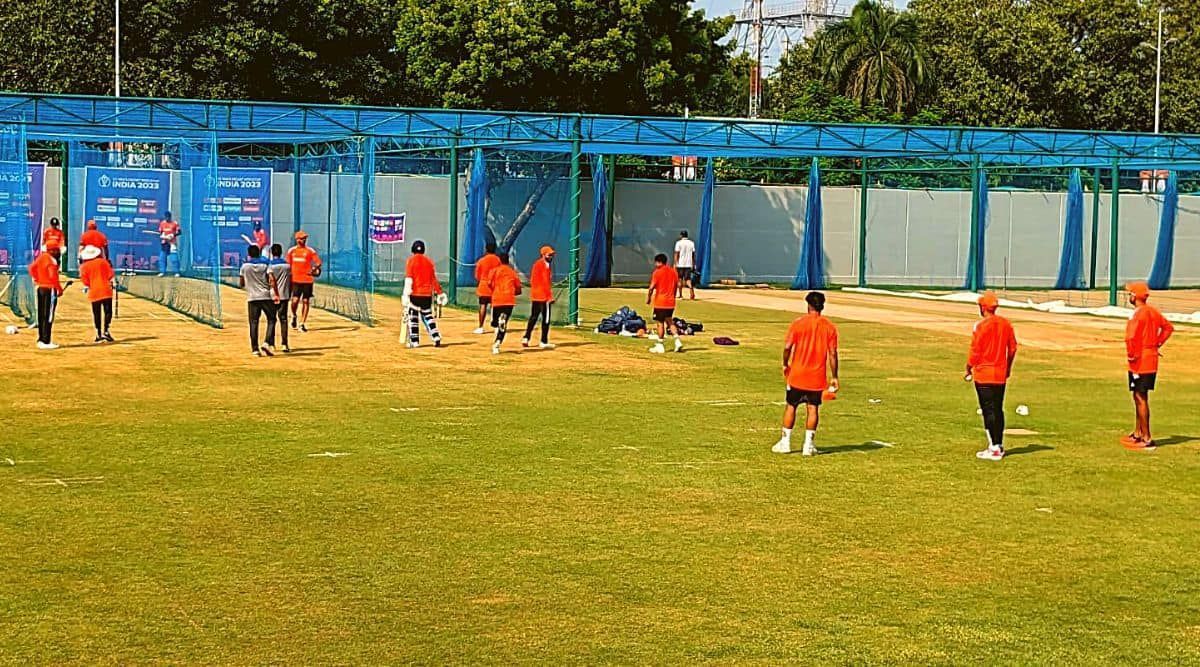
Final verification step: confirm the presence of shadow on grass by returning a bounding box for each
[1152,435,1199,448]
[283,351,325,357]
[306,325,361,333]
[550,341,594,349]
[287,346,339,353]
[819,441,891,455]
[1005,444,1055,456]
[60,336,159,349]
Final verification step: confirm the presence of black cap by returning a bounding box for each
[412,240,426,254]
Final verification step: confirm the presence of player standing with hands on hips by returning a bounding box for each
[773,291,839,456]
[522,245,556,350]
[965,291,1018,461]
[28,241,65,350]
[1122,281,1174,450]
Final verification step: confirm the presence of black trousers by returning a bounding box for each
[36,287,53,344]
[493,305,515,343]
[248,300,276,352]
[266,299,288,348]
[91,298,113,334]
[524,301,551,344]
[975,383,1006,447]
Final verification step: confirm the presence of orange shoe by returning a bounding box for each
[1120,433,1140,447]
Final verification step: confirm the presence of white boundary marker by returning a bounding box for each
[307,451,351,458]
[20,476,104,487]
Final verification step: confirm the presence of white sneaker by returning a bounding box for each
[802,446,821,457]
[36,342,59,350]
[155,272,164,277]
[673,338,683,353]
[521,338,530,348]
[491,343,501,355]
[406,342,420,349]
[771,439,791,454]
[472,327,485,335]
[976,446,1005,461]
[649,344,665,354]
[539,342,555,350]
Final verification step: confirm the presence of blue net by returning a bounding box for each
[695,158,715,289]
[451,149,575,325]
[583,155,609,288]
[792,158,826,290]
[963,169,990,290]
[296,140,374,324]
[1148,171,1179,290]
[0,123,35,323]
[1054,169,1086,289]
[458,149,489,289]
[66,139,223,326]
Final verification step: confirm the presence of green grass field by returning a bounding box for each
[2,288,1198,664]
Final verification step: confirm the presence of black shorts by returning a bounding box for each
[493,305,514,321]
[292,282,314,299]
[478,296,492,306]
[786,387,823,407]
[653,308,674,323]
[411,295,433,309]
[676,267,692,281]
[1129,372,1157,393]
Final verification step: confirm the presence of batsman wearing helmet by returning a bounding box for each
[402,240,447,348]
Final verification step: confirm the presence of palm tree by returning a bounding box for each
[813,0,931,113]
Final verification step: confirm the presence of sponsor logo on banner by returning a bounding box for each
[371,212,406,244]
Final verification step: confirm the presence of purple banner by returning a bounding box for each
[371,212,406,244]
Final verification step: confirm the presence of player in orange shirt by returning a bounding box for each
[241,221,269,252]
[42,218,65,254]
[473,242,502,334]
[402,239,446,348]
[28,241,65,349]
[522,245,556,350]
[156,212,182,276]
[79,220,109,260]
[486,252,522,355]
[79,245,117,343]
[773,291,839,456]
[965,291,1019,461]
[285,231,322,332]
[1122,281,1175,449]
[646,253,683,353]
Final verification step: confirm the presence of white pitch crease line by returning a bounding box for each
[307,451,351,458]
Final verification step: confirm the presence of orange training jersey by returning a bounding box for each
[286,246,321,283]
[405,254,442,297]
[530,259,553,302]
[475,253,502,297]
[80,257,116,302]
[42,227,64,249]
[784,313,839,391]
[80,229,108,249]
[968,314,1018,385]
[28,252,62,292]
[1126,304,1174,374]
[253,228,268,249]
[158,220,181,242]
[488,264,521,307]
[650,265,678,309]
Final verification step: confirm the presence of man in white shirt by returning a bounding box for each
[673,230,697,300]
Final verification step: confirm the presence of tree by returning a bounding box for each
[394,0,737,250]
[0,0,404,105]
[812,0,931,114]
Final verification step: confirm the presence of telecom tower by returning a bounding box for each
[733,0,854,118]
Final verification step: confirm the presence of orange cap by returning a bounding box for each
[295,231,309,240]
[86,219,98,230]
[977,291,999,310]
[1126,281,1150,299]
[540,245,555,256]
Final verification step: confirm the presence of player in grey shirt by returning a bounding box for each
[265,243,292,353]
[238,244,278,357]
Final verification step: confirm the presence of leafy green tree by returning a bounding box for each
[394,0,737,249]
[812,0,931,114]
